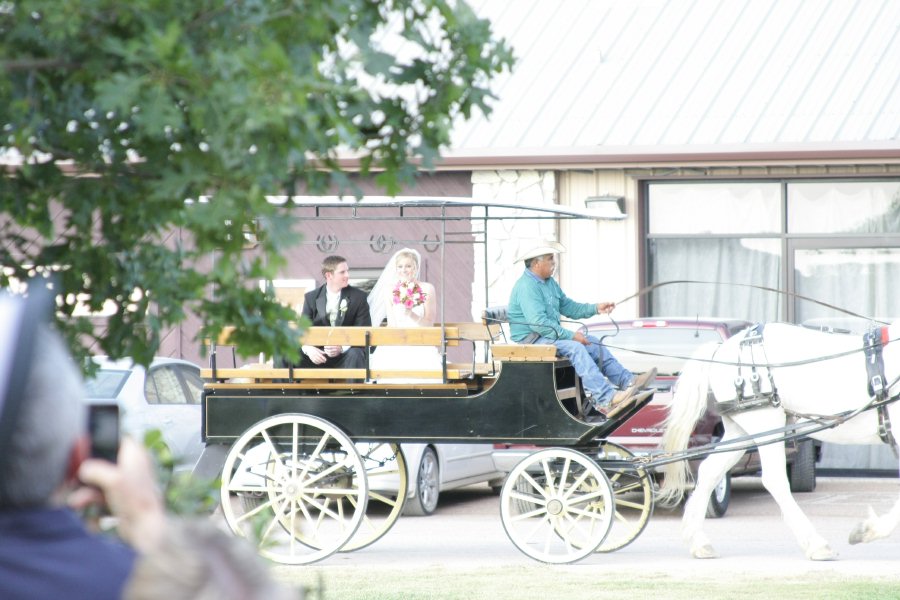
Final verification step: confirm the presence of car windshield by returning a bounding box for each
[596,328,723,376]
[84,369,130,399]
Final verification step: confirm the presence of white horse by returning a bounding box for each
[656,320,900,560]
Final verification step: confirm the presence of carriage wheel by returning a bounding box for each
[340,443,408,551]
[545,442,652,553]
[220,414,368,565]
[500,447,614,564]
[594,441,654,552]
[236,442,408,553]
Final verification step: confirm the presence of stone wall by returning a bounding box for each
[470,169,558,318]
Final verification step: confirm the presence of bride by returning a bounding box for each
[367,248,440,381]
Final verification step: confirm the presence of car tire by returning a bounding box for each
[788,438,817,493]
[404,446,440,516]
[705,472,731,518]
[238,491,265,512]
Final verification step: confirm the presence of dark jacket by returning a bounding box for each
[290,284,373,370]
[301,284,372,328]
[0,507,135,600]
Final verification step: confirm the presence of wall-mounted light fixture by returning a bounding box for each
[584,195,626,219]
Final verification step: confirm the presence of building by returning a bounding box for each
[328,0,900,469]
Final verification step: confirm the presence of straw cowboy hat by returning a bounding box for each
[515,239,566,262]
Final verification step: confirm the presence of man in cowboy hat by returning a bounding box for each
[507,240,656,420]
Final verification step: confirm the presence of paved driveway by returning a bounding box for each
[301,476,900,579]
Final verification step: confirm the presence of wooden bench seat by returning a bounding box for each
[205,381,470,392]
[201,366,469,383]
[203,325,469,384]
[203,323,558,386]
[491,344,559,361]
[202,367,357,382]
[213,326,461,350]
[300,326,459,347]
[447,361,499,376]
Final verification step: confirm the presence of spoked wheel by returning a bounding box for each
[237,441,409,552]
[342,443,408,551]
[593,441,654,552]
[500,447,614,564]
[220,414,368,565]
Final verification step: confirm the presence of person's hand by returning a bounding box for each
[573,330,590,345]
[323,345,343,357]
[69,437,168,554]
[302,344,328,364]
[596,302,616,314]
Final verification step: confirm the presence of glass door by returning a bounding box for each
[789,240,900,471]
[789,240,900,331]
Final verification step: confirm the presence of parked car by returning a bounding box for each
[494,317,820,517]
[84,356,205,470]
[401,443,506,516]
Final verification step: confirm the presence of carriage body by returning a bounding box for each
[197,323,655,565]
[202,357,611,447]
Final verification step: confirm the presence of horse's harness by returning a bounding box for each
[717,323,899,455]
[864,325,898,453]
[717,323,781,414]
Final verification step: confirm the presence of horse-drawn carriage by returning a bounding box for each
[193,199,900,565]
[197,320,656,564]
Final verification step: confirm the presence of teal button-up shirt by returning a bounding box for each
[508,269,596,342]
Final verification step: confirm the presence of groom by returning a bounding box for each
[295,255,372,369]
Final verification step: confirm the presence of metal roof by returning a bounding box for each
[449,0,900,157]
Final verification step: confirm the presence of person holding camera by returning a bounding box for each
[0,290,297,600]
[0,322,136,600]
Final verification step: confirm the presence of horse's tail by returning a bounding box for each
[655,341,718,508]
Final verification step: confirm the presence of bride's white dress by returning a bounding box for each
[371,300,441,383]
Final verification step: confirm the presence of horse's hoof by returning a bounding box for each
[807,546,838,561]
[848,523,868,545]
[691,544,718,559]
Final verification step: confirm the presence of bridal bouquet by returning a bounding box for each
[392,280,427,309]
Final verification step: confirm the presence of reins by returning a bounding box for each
[582,279,895,370]
[615,279,892,326]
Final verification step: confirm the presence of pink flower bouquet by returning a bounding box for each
[392,280,427,309]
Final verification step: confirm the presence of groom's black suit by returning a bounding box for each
[296,284,372,369]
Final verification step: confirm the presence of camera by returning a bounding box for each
[87,404,119,463]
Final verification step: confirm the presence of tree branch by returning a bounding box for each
[2,58,78,72]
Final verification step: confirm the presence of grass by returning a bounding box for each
[272,565,900,600]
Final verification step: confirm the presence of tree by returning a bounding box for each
[0,0,514,367]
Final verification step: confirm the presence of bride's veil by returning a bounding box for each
[367,247,422,327]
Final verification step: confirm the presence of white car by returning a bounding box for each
[231,439,505,520]
[400,443,505,516]
[84,356,205,470]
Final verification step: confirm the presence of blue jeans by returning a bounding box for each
[538,334,633,406]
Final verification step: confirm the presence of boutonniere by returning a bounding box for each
[339,298,348,315]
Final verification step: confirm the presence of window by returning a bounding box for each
[85,370,130,399]
[178,365,204,405]
[649,182,781,234]
[646,179,900,323]
[145,366,186,405]
[788,181,900,234]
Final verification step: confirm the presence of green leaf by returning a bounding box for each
[0,0,514,368]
